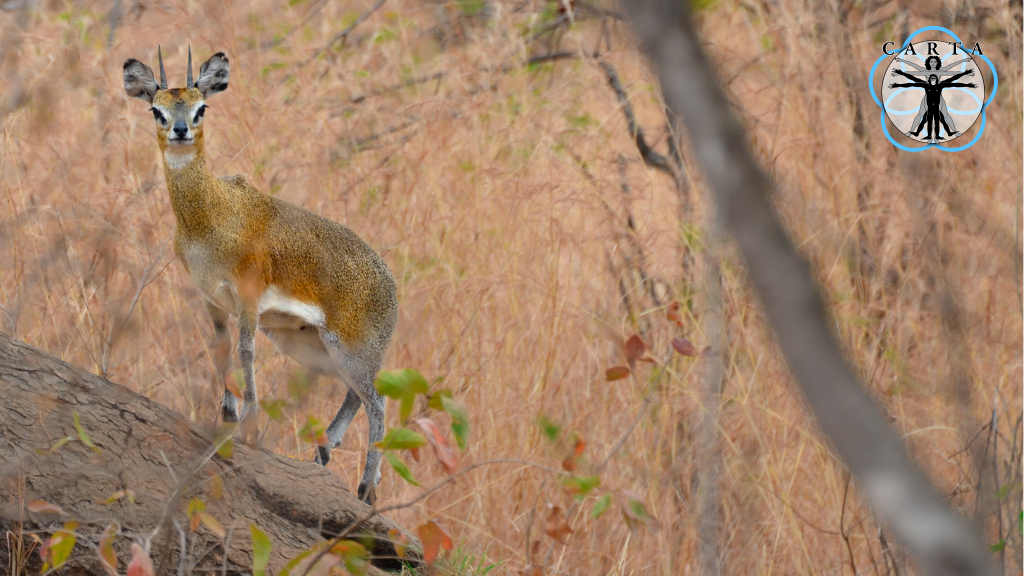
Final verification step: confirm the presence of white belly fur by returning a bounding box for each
[260,326,344,379]
[257,286,326,328]
[256,286,342,379]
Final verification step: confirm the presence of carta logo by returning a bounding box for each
[870,26,998,152]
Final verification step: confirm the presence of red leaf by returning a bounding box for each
[544,504,573,544]
[415,418,458,475]
[387,528,409,558]
[562,433,586,471]
[198,512,226,539]
[671,337,698,357]
[605,366,630,381]
[127,543,154,576]
[571,434,586,458]
[666,301,683,327]
[416,520,453,566]
[27,500,63,515]
[624,335,647,368]
[98,524,118,576]
[225,372,243,399]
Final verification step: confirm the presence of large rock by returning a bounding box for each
[0,332,419,574]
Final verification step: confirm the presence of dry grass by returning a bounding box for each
[1,0,1021,574]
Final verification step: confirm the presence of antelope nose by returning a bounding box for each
[173,121,189,138]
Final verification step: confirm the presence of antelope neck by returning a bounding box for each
[162,147,227,233]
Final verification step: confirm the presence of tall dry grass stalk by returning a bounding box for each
[0,0,1020,574]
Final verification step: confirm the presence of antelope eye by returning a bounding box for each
[149,108,166,125]
[193,105,208,124]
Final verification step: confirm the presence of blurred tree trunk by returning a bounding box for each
[0,331,417,575]
[617,1,995,574]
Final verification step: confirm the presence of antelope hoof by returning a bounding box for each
[221,404,239,423]
[357,482,377,506]
[315,445,331,466]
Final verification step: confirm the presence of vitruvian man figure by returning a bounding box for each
[889,66,977,141]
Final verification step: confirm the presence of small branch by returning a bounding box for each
[106,0,122,50]
[598,61,674,176]
[596,347,674,474]
[346,52,578,106]
[523,477,550,567]
[262,0,331,51]
[696,234,725,576]
[302,0,387,66]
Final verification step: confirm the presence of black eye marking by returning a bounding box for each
[193,104,208,124]
[149,107,167,125]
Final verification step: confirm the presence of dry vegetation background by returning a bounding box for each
[1,0,1021,574]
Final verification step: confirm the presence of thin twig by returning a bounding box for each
[262,0,331,50]
[302,0,387,66]
[303,459,571,575]
[598,61,674,176]
[346,52,577,106]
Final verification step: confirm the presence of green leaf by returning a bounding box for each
[250,524,271,576]
[995,482,1020,499]
[590,494,612,519]
[259,399,288,423]
[187,497,206,517]
[375,369,429,422]
[278,546,316,576]
[427,388,453,411]
[561,475,600,500]
[287,370,311,402]
[214,423,235,458]
[36,436,74,455]
[440,395,470,450]
[384,452,421,487]
[43,520,78,571]
[620,489,661,532]
[537,415,561,442]
[298,415,327,445]
[990,539,1005,552]
[279,540,368,576]
[330,540,369,575]
[375,428,427,451]
[74,412,101,453]
[217,438,234,458]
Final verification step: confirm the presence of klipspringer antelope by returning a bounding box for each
[123,48,398,504]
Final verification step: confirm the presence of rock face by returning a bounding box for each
[0,332,418,574]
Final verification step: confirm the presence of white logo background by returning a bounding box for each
[880,41,985,144]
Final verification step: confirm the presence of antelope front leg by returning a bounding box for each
[237,305,259,442]
[207,301,239,423]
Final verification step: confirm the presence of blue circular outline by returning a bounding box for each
[869,26,998,152]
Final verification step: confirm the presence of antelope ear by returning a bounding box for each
[196,52,229,98]
[123,58,159,103]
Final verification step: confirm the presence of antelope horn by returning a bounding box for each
[158,45,167,90]
[187,45,194,89]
